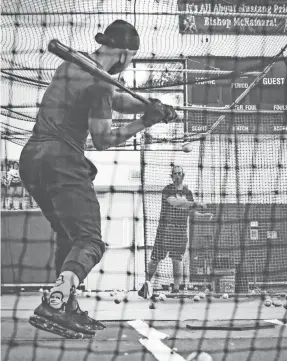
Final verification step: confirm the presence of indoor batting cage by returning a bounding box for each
[1,0,287,361]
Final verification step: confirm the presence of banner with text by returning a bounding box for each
[187,56,287,112]
[178,0,287,35]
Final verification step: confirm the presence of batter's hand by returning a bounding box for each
[163,103,178,122]
[142,98,166,127]
[142,98,178,127]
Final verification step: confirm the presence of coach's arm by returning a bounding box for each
[166,197,206,210]
[193,211,213,220]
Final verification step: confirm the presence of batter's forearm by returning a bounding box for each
[102,118,146,149]
[113,92,147,114]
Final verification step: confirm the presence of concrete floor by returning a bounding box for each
[1,292,287,361]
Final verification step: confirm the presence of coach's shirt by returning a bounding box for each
[29,56,114,175]
[159,184,194,226]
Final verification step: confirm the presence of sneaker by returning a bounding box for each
[170,288,180,294]
[29,295,95,339]
[138,281,153,299]
[168,283,180,294]
[66,291,105,331]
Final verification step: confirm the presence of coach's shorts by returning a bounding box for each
[19,140,105,282]
[151,223,188,261]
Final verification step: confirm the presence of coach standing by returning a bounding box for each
[138,165,213,298]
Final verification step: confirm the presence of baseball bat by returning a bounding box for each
[48,39,149,105]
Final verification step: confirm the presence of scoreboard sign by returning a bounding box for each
[186,56,286,134]
[178,0,287,35]
[187,57,287,111]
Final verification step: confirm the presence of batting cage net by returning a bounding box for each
[1,0,287,360]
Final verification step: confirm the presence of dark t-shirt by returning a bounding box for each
[30,56,114,156]
[158,184,194,226]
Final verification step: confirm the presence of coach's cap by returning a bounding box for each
[95,20,140,51]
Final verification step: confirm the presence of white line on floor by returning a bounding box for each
[128,319,187,361]
[139,338,187,361]
[264,319,287,326]
[127,320,169,340]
